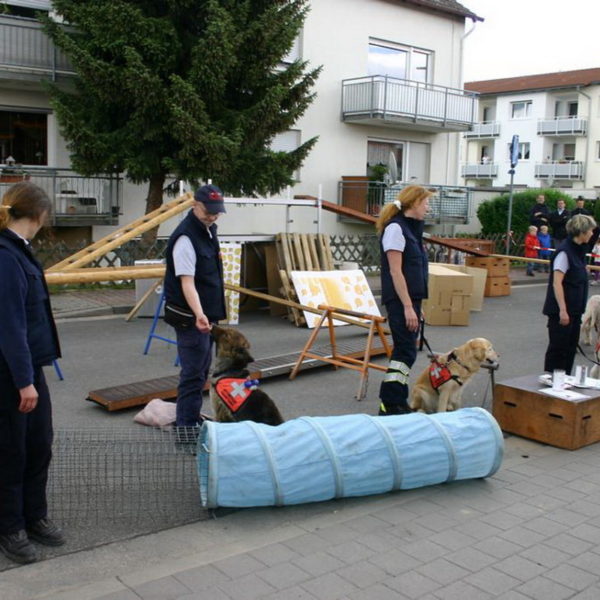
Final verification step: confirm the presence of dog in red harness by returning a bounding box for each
[210,326,284,425]
[409,338,499,414]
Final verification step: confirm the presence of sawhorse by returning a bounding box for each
[289,304,391,401]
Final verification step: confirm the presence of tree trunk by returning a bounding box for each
[140,173,166,247]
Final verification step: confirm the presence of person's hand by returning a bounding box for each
[195,313,211,333]
[18,384,38,413]
[404,305,419,332]
[559,309,570,326]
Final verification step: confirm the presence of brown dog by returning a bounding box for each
[210,325,284,425]
[409,338,499,414]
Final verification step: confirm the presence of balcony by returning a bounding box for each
[341,76,477,133]
[537,117,587,136]
[0,166,121,226]
[0,15,75,82]
[534,161,584,180]
[463,121,501,138]
[338,179,471,224]
[461,163,499,179]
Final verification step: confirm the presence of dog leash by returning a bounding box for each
[577,343,600,367]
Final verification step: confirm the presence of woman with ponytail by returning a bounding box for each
[0,183,64,564]
[376,185,433,416]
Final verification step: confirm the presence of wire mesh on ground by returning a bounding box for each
[48,427,203,528]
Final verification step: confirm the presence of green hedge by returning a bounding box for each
[475,189,590,235]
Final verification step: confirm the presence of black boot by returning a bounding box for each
[26,518,66,547]
[378,402,412,416]
[0,530,39,564]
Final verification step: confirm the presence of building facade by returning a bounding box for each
[462,68,600,199]
[1,0,480,241]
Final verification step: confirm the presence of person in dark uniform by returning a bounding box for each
[0,182,65,564]
[376,185,434,415]
[548,199,570,246]
[571,196,592,217]
[164,184,226,428]
[530,194,550,229]
[543,214,599,374]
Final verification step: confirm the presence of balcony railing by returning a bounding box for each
[0,15,74,78]
[338,180,471,224]
[461,163,498,179]
[0,166,121,225]
[463,121,501,138]
[534,161,584,180]
[537,117,587,136]
[341,76,477,132]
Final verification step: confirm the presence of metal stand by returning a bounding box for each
[53,359,64,381]
[143,290,179,365]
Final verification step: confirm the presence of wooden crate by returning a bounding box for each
[484,275,511,297]
[494,374,600,450]
[466,256,510,277]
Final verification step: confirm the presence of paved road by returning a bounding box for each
[5,281,600,600]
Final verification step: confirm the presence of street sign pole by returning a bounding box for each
[506,135,519,255]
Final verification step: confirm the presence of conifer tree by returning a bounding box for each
[42,0,320,236]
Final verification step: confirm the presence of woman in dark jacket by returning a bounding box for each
[0,182,64,564]
[543,214,598,374]
[376,185,434,415]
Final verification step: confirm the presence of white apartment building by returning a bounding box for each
[462,68,600,199]
[0,0,481,241]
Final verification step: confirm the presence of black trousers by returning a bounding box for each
[0,367,53,534]
[379,299,421,411]
[544,315,581,375]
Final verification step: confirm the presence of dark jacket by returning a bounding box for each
[571,207,592,217]
[164,211,226,322]
[530,203,550,228]
[0,229,61,388]
[548,208,570,241]
[543,237,589,317]
[380,213,428,305]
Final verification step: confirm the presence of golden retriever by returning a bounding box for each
[210,325,284,425]
[581,295,600,346]
[409,338,499,414]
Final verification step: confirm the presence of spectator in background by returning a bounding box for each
[548,199,570,246]
[524,225,539,277]
[571,196,592,217]
[537,225,552,274]
[530,194,550,229]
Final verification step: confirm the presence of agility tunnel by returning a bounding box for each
[197,407,503,508]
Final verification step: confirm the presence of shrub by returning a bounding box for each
[476,189,575,235]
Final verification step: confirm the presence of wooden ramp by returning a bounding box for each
[86,336,391,411]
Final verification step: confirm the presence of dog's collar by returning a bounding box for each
[448,351,471,373]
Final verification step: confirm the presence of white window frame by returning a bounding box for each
[508,141,530,161]
[368,39,432,83]
[510,101,532,119]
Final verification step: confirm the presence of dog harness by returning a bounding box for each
[214,377,259,414]
[429,352,465,390]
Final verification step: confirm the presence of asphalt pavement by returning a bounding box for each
[5,271,600,600]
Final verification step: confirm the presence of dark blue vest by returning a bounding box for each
[380,213,428,305]
[543,237,588,317]
[164,211,226,322]
[0,230,61,383]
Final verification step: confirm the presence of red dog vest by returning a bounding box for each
[429,360,454,390]
[215,377,258,413]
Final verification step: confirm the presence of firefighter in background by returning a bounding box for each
[376,185,434,415]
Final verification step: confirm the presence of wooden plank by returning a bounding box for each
[292,233,306,271]
[279,233,294,273]
[279,269,304,326]
[300,234,313,270]
[48,193,194,271]
[307,234,320,270]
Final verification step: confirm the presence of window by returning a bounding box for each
[1,2,50,19]
[568,102,578,117]
[368,41,431,82]
[508,141,530,160]
[552,142,575,161]
[367,141,404,182]
[511,101,532,119]
[0,110,48,166]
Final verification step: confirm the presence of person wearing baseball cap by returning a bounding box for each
[163,184,227,432]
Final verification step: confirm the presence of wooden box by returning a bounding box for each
[494,374,600,450]
[466,256,510,277]
[484,275,511,297]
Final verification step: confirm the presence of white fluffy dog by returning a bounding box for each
[581,295,600,346]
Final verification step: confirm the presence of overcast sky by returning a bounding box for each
[462,0,600,83]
